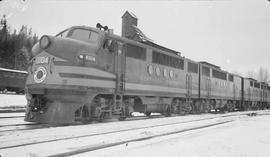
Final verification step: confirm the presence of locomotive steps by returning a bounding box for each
[0,110,269,157]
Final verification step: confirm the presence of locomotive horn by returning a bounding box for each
[96,23,108,31]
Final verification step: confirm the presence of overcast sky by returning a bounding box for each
[0,0,269,77]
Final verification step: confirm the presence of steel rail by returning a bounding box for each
[0,111,251,150]
[48,120,233,157]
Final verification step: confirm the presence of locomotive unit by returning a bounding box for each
[0,68,27,94]
[25,11,270,124]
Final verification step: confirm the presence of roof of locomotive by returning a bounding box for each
[246,78,258,81]
[199,61,220,69]
[61,25,107,35]
[65,25,184,60]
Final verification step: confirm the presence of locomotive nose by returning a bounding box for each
[36,35,98,64]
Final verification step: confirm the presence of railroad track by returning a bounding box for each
[0,114,163,133]
[49,120,233,157]
[0,110,268,136]
[0,110,269,134]
[1,110,268,157]
[0,113,228,149]
[0,123,49,133]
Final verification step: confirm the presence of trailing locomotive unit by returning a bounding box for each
[25,11,270,124]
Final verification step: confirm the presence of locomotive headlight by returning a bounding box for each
[78,54,96,62]
[40,35,51,49]
[34,67,47,83]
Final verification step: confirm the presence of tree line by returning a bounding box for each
[0,14,38,71]
[246,67,270,84]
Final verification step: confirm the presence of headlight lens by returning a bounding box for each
[40,35,51,49]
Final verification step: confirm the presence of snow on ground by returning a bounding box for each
[0,117,29,127]
[75,114,270,157]
[0,111,269,157]
[0,112,25,118]
[0,112,227,148]
[0,115,234,156]
[0,94,26,108]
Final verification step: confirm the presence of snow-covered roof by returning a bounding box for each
[132,25,152,42]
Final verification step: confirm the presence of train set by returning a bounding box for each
[24,11,270,124]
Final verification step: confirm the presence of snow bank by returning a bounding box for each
[0,94,26,108]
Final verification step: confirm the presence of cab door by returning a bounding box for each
[107,40,126,116]
[106,40,125,93]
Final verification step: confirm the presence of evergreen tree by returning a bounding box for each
[0,15,39,70]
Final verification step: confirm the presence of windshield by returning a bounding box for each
[56,29,69,38]
[56,28,99,43]
[69,28,99,43]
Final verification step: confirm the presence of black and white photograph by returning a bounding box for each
[0,0,270,156]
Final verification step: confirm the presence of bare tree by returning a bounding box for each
[231,70,242,76]
[246,70,256,79]
[257,67,269,83]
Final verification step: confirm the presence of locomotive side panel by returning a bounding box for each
[260,83,268,108]
[124,42,187,98]
[252,82,261,102]
[199,64,211,99]
[234,75,242,101]
[227,74,242,101]
[210,69,228,99]
[186,60,199,98]
[243,78,251,102]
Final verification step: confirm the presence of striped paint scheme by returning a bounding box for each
[59,73,115,82]
[50,65,116,89]
[125,82,198,95]
[53,63,200,96]
[58,77,115,89]
[54,64,116,79]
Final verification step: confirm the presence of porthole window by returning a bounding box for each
[169,70,174,78]
[156,67,160,76]
[147,65,153,75]
[163,69,168,77]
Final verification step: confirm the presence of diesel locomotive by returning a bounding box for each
[25,11,270,124]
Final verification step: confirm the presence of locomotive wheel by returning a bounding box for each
[119,107,126,121]
[3,89,7,94]
[165,106,171,117]
[145,112,151,117]
[118,116,126,121]
[80,105,91,123]
[98,112,105,122]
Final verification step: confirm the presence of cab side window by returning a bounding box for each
[103,39,118,52]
